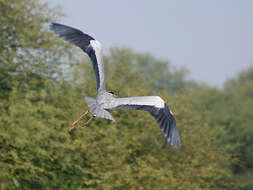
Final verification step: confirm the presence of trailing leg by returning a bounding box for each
[82,116,95,128]
[69,110,89,131]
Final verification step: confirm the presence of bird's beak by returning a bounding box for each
[114,95,119,98]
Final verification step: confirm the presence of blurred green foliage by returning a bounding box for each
[0,0,252,189]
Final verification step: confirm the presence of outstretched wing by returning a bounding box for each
[109,96,181,148]
[50,23,105,92]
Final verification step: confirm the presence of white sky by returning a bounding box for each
[45,0,253,87]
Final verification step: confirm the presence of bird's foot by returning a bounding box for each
[82,116,95,128]
[69,110,89,132]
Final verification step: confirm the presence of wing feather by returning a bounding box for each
[109,96,181,148]
[50,23,105,92]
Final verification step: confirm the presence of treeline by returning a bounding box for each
[0,0,252,189]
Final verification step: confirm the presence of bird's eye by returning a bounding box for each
[108,91,114,95]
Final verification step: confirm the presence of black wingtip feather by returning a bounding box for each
[49,22,94,52]
[164,105,181,148]
[156,104,181,148]
[167,121,181,148]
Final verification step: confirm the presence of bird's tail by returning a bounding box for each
[83,95,115,121]
[84,95,96,111]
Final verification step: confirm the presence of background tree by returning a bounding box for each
[185,67,253,190]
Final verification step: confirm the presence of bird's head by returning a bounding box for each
[107,91,119,98]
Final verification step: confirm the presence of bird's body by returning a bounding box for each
[50,23,181,148]
[85,91,116,121]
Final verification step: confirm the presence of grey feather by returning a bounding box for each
[108,96,181,148]
[50,23,105,92]
[84,95,115,121]
[50,23,94,52]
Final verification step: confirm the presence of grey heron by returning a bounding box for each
[50,23,181,148]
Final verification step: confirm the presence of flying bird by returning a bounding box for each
[50,23,181,148]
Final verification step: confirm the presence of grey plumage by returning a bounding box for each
[105,96,181,147]
[84,95,115,121]
[50,23,181,148]
[50,22,94,51]
[50,23,105,91]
